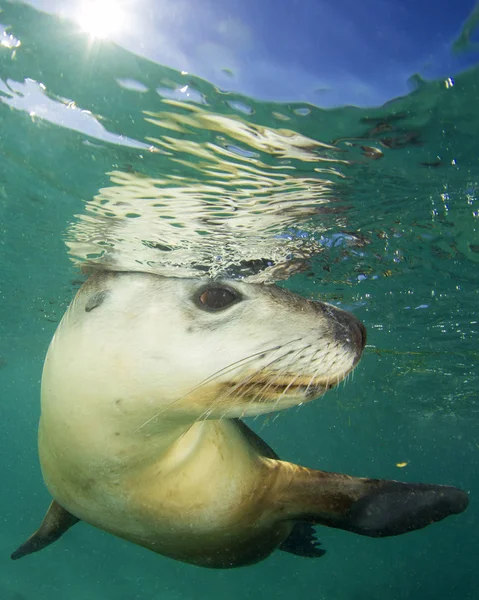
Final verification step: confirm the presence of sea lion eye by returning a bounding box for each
[196,286,240,311]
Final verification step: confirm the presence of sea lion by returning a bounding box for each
[12,272,468,568]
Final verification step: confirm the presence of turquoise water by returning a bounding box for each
[1,3,478,599]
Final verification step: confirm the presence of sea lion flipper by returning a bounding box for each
[235,420,327,557]
[279,522,325,558]
[278,467,469,538]
[11,500,79,560]
[341,480,469,537]
[339,480,468,537]
[233,419,279,459]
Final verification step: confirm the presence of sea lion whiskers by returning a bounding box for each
[133,341,303,433]
[178,345,305,429]
[223,341,333,421]
[194,343,308,423]
[185,341,306,420]
[248,341,346,414]
[132,348,276,433]
[266,343,336,413]
[306,356,332,397]
[269,372,306,414]
[243,345,314,414]
[185,336,302,403]
[188,341,300,390]
[209,344,311,421]
[233,356,307,420]
[292,344,329,399]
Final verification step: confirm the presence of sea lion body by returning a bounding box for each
[41,417,287,567]
[13,272,468,568]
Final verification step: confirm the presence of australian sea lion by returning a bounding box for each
[12,272,468,568]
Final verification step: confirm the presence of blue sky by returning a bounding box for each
[8,0,479,106]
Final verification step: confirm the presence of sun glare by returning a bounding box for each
[76,0,127,39]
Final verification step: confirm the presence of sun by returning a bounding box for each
[75,0,127,39]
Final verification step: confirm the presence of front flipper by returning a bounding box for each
[234,419,325,558]
[338,480,469,537]
[11,500,79,560]
[278,466,469,538]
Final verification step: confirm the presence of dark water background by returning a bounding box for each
[1,2,478,599]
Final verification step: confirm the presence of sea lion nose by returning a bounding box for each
[356,320,367,351]
[345,317,366,363]
[321,304,366,355]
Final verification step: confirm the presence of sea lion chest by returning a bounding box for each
[39,415,285,566]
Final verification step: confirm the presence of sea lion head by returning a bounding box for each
[44,271,366,429]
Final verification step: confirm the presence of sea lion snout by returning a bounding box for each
[333,311,367,354]
[315,301,366,360]
[349,316,367,355]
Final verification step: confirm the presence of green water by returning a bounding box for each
[1,3,478,599]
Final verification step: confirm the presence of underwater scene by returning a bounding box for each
[1,1,478,599]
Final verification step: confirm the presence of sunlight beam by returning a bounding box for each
[75,0,127,39]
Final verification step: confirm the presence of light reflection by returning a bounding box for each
[0,77,152,150]
[75,0,127,39]
[1,31,21,49]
